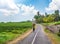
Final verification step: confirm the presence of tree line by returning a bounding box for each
[34,10,60,23]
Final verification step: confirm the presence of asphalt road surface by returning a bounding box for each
[16,24,52,44]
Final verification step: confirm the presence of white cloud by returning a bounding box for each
[46,0,60,11]
[0,0,19,16]
[0,0,37,16]
[17,4,38,16]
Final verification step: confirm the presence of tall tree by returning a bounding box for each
[54,10,60,21]
[45,12,49,17]
[55,10,59,16]
[37,11,40,16]
[34,11,43,23]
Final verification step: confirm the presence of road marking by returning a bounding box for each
[31,31,38,44]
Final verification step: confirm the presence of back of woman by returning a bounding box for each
[33,23,35,31]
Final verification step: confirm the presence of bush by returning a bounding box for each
[57,32,60,37]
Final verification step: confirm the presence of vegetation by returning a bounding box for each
[34,10,60,23]
[0,21,32,44]
[42,21,60,26]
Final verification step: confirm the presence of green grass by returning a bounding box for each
[0,21,32,44]
[42,21,60,26]
[44,29,51,33]
[0,32,19,44]
[54,21,60,25]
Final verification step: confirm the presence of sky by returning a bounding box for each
[0,0,60,22]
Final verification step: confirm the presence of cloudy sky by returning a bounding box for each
[0,0,60,22]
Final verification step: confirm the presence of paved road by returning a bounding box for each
[16,24,52,44]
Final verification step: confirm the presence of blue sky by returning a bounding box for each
[16,0,51,13]
[0,0,60,22]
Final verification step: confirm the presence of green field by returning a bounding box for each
[0,21,32,44]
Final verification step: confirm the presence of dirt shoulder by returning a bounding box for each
[43,26,60,44]
[45,31,60,44]
[7,29,32,44]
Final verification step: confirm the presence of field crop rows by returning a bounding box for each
[0,21,32,44]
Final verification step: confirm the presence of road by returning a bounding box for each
[16,24,52,44]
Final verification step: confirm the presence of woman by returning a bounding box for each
[33,23,35,32]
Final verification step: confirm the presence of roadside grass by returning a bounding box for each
[44,29,51,33]
[0,21,32,44]
[44,29,60,44]
[0,32,19,44]
[42,21,60,26]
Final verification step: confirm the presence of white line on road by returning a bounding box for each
[31,31,38,44]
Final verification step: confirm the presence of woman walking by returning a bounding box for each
[33,23,35,32]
